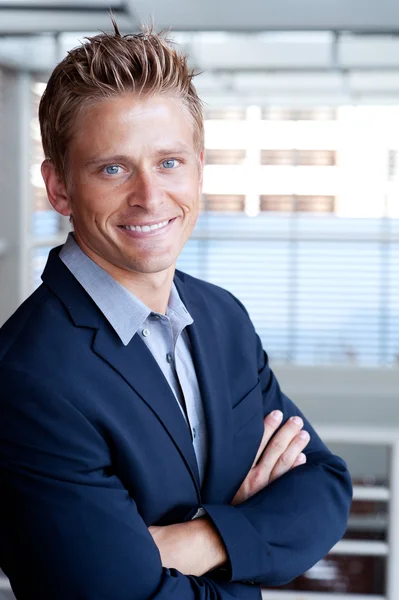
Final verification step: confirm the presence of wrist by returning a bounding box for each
[192,516,228,574]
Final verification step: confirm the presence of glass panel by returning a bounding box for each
[28,93,399,366]
[204,107,246,120]
[205,149,246,165]
[30,246,52,291]
[296,240,382,365]
[201,194,245,212]
[30,81,67,239]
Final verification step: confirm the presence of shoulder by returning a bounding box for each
[0,285,50,356]
[175,269,254,331]
[0,283,89,370]
[176,269,248,310]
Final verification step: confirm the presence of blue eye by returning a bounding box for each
[162,159,178,169]
[104,165,121,175]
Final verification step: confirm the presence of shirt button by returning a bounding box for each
[192,427,196,439]
[152,314,160,320]
[166,353,173,363]
[142,328,150,337]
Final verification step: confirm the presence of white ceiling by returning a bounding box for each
[129,0,399,33]
[2,0,399,105]
[1,0,399,34]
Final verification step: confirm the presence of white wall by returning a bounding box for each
[0,69,30,326]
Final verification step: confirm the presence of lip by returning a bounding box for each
[117,217,177,238]
[119,218,175,228]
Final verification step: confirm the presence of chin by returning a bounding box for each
[124,257,175,275]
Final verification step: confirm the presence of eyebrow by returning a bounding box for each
[84,148,193,167]
[152,147,193,158]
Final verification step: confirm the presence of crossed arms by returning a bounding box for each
[0,333,352,600]
[149,410,311,576]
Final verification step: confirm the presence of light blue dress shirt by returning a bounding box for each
[59,233,208,490]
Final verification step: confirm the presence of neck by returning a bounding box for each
[73,234,175,314]
[110,268,175,314]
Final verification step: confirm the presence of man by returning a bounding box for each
[0,21,352,600]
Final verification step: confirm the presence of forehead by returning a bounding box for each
[70,93,196,154]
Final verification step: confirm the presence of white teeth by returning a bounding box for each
[122,220,170,232]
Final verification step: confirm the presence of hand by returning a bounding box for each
[149,518,227,576]
[231,411,310,506]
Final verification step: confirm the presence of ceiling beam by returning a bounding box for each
[0,9,133,34]
[129,0,399,33]
[1,0,399,34]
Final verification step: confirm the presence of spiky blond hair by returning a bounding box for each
[39,18,204,178]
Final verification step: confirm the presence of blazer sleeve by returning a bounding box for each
[0,367,259,600]
[202,300,353,587]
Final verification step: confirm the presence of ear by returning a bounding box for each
[41,160,71,217]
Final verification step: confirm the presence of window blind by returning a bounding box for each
[201,194,245,212]
[206,149,246,165]
[177,214,399,366]
[261,149,336,166]
[261,107,337,121]
[260,195,335,213]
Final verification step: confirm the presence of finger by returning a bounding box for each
[255,415,304,473]
[269,429,310,482]
[292,452,307,468]
[252,410,283,467]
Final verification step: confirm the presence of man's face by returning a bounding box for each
[49,94,204,278]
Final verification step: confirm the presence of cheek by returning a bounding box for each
[72,196,110,230]
[78,183,115,212]
[177,181,200,212]
[168,166,200,198]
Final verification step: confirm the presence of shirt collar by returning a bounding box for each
[59,232,193,346]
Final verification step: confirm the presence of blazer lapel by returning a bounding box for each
[175,274,235,504]
[92,325,202,498]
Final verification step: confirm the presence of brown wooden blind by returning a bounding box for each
[200,194,245,212]
[261,195,335,213]
[261,149,336,166]
[205,108,246,120]
[205,149,246,165]
[262,107,337,121]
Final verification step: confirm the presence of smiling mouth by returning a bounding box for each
[119,219,173,233]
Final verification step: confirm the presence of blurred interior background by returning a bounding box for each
[1,1,399,599]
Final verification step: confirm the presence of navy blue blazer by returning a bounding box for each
[0,246,352,599]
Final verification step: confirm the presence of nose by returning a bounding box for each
[127,168,164,210]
